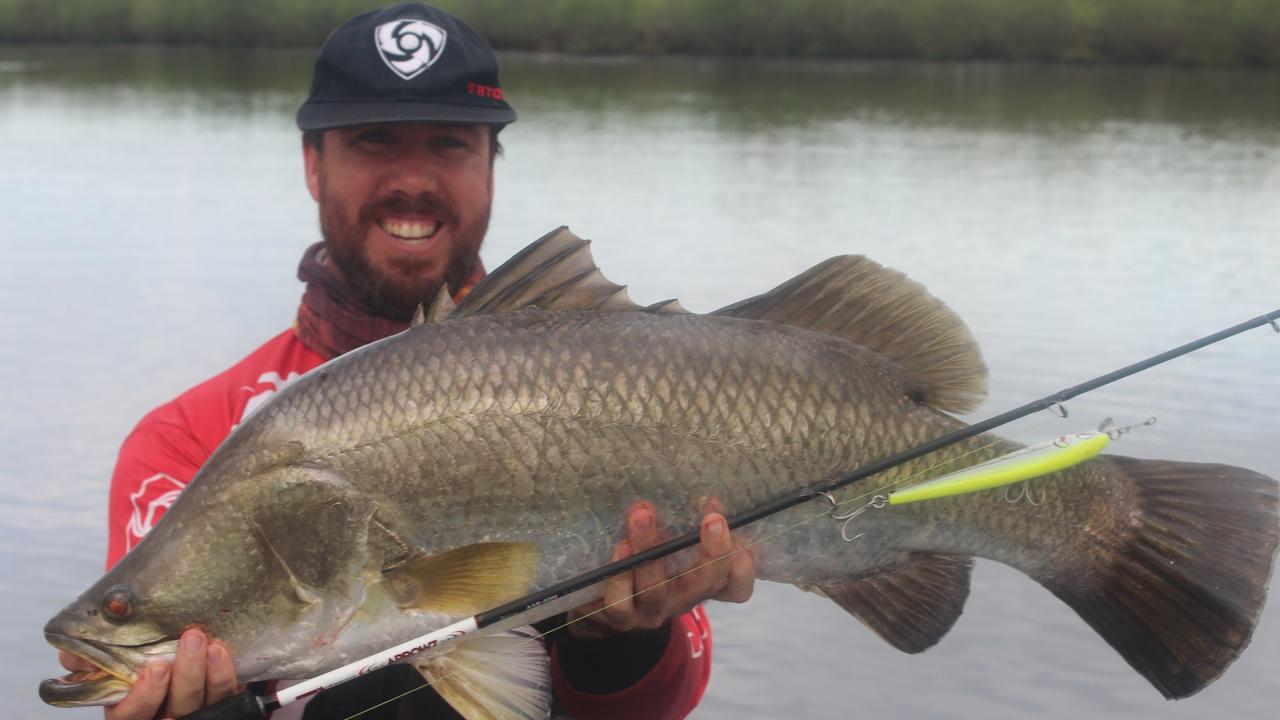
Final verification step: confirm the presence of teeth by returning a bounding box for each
[381,220,440,241]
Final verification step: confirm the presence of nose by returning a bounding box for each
[384,150,441,198]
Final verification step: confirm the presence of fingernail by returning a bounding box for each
[207,642,224,663]
[708,519,725,539]
[148,663,169,682]
[182,631,205,657]
[634,512,653,534]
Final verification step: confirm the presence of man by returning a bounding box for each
[58,3,755,719]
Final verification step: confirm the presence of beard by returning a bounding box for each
[318,189,488,322]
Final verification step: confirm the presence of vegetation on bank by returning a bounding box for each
[2,0,1278,67]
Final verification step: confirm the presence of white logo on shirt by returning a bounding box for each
[240,371,301,423]
[125,473,186,552]
[687,605,710,659]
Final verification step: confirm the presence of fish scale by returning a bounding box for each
[244,310,941,589]
[41,236,1278,713]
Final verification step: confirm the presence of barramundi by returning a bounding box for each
[41,228,1279,718]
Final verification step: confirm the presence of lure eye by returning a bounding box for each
[101,586,135,621]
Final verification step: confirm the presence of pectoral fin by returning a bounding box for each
[412,625,551,720]
[383,542,540,616]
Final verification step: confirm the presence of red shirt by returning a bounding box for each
[106,327,711,718]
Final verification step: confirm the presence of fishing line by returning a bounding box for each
[341,429,1053,718]
[348,407,1162,712]
[183,307,1279,720]
[827,323,1273,517]
[348,308,1280,717]
[257,436,1011,720]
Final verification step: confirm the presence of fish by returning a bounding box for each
[41,227,1280,718]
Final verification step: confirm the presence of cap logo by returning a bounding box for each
[374,19,448,80]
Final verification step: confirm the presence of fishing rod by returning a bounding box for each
[184,307,1280,720]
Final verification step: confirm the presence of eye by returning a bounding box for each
[432,134,468,149]
[355,129,393,146]
[101,586,135,621]
[429,127,483,154]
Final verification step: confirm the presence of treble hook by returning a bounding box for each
[1004,480,1044,506]
[1098,415,1157,441]
[813,491,838,512]
[831,494,886,542]
[1048,401,1069,418]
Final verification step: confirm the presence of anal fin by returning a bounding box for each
[811,552,972,654]
[412,625,551,720]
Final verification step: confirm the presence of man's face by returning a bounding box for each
[303,122,495,320]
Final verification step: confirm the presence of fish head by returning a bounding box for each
[39,531,216,707]
[40,579,171,707]
[41,465,376,707]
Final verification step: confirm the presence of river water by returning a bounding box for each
[1,46,1277,719]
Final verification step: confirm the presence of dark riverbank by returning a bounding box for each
[1,0,1278,67]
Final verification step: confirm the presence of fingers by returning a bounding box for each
[568,503,667,638]
[712,515,756,604]
[672,508,755,608]
[673,512,731,602]
[103,662,168,720]
[626,503,669,626]
[567,540,634,639]
[205,641,238,704]
[88,630,237,720]
[597,538,636,630]
[166,628,209,717]
[567,500,758,641]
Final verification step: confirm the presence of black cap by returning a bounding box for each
[296,2,516,131]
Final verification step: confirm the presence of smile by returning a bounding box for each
[379,219,442,243]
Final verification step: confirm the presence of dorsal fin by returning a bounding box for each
[714,256,987,414]
[451,227,644,318]
[425,284,457,323]
[644,298,689,315]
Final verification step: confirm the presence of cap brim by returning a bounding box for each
[296,101,516,131]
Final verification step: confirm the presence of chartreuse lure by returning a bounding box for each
[887,431,1111,505]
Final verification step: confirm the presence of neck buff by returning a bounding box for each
[294,242,485,360]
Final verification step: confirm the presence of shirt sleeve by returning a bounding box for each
[549,606,712,720]
[106,403,215,569]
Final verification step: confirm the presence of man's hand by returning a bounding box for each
[567,500,756,640]
[57,628,237,720]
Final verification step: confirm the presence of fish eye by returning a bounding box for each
[101,586,134,621]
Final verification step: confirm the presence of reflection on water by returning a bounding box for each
[6,46,1280,136]
[1,45,1277,719]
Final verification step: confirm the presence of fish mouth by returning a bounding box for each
[40,633,140,708]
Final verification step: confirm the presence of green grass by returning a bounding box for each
[2,0,1277,66]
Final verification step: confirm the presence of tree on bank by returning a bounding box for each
[1,0,1278,67]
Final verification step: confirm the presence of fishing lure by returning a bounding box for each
[887,431,1110,506]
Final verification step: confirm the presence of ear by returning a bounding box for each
[484,130,496,202]
[303,135,322,203]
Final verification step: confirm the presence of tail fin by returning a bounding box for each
[1047,456,1278,698]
